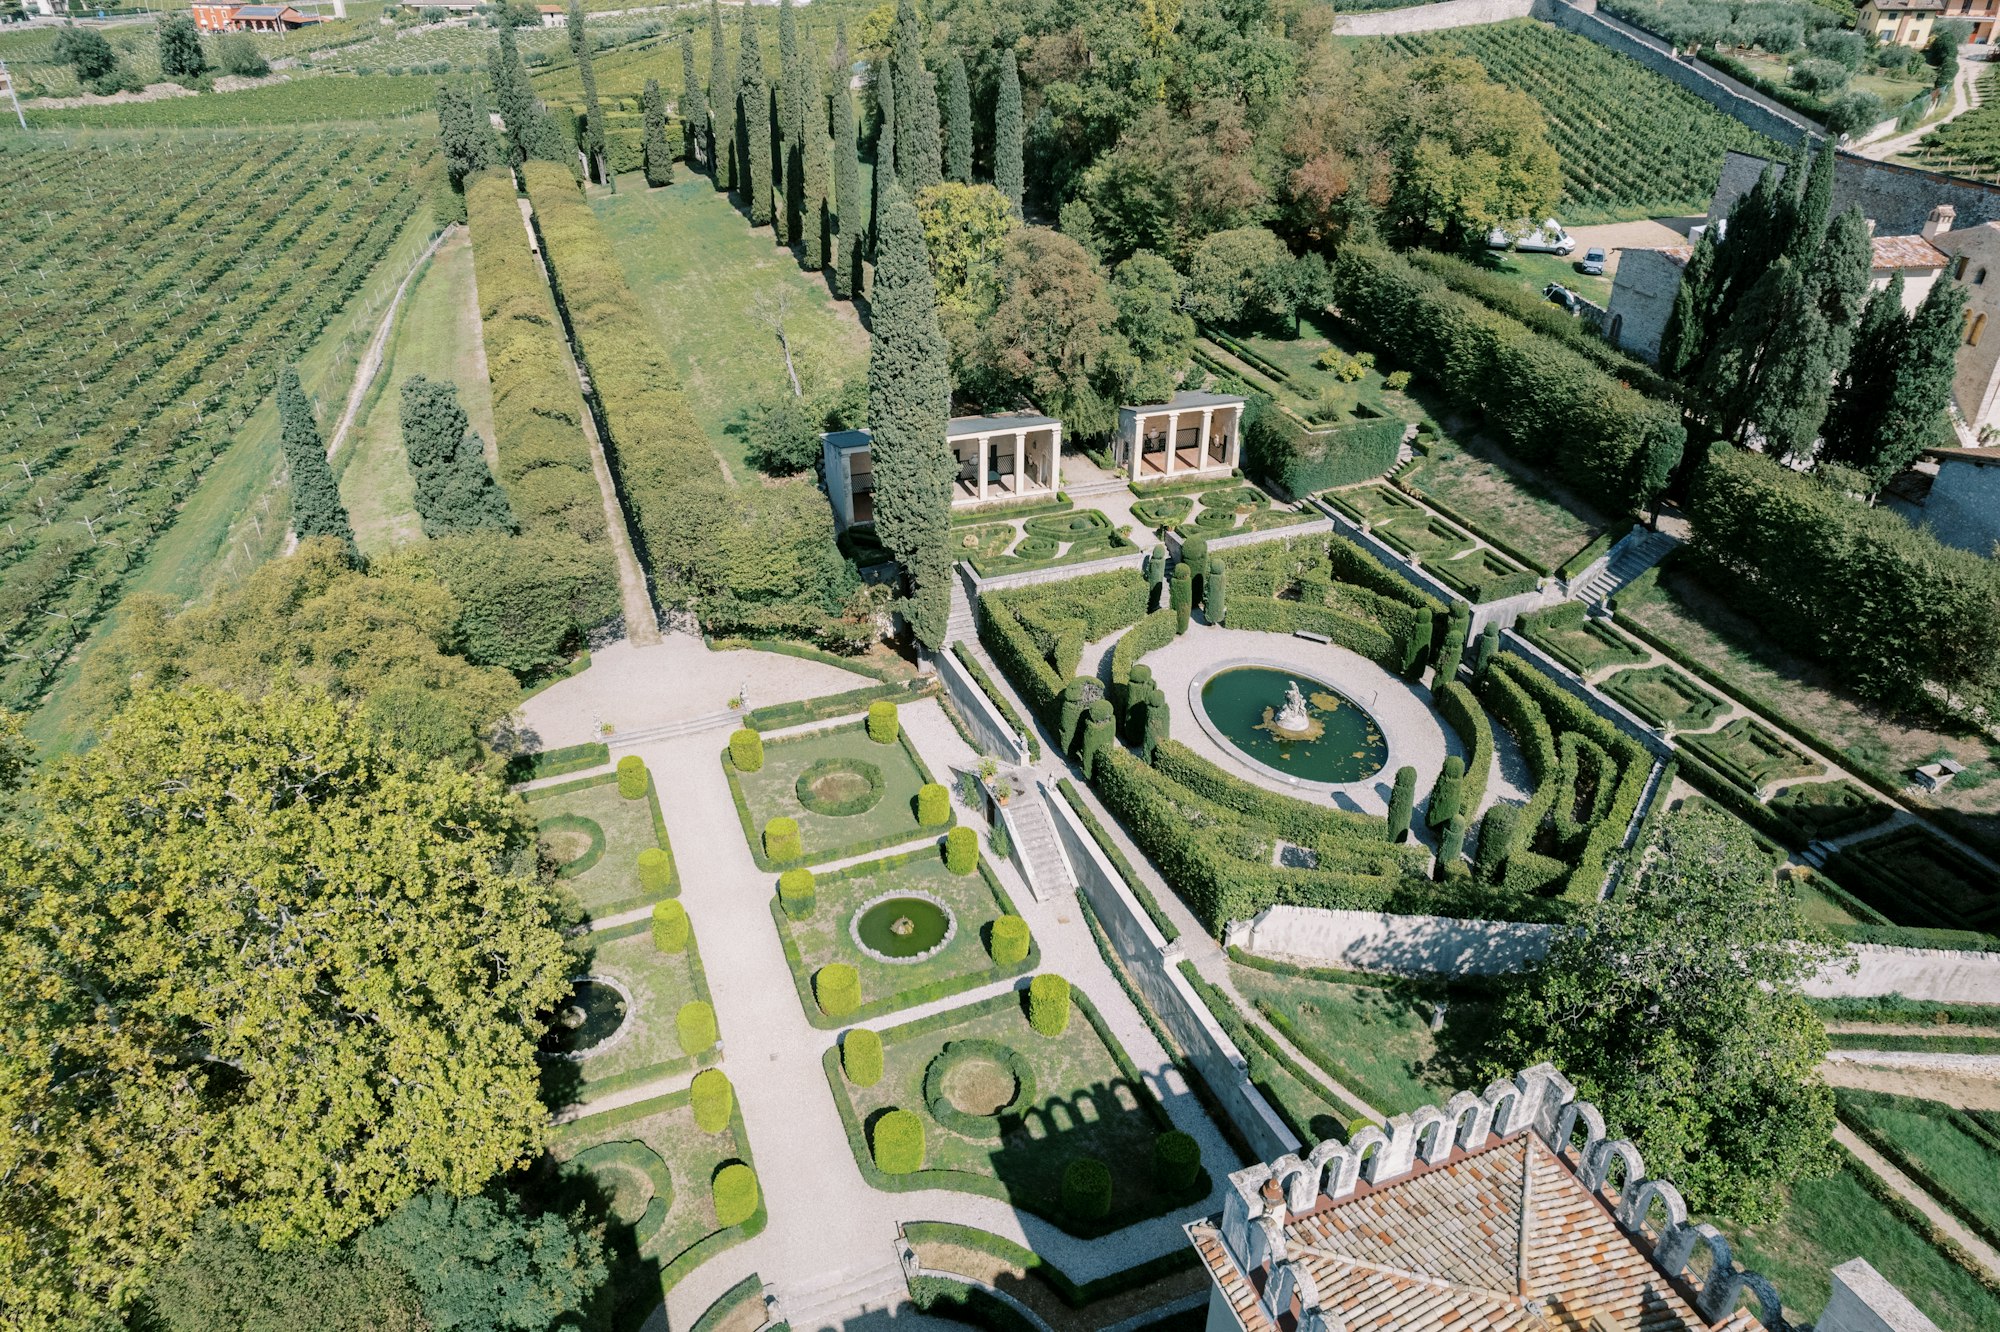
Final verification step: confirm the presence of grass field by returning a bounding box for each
[337,226,493,558]
[1399,432,1609,568]
[563,923,712,1101]
[589,175,870,481]
[1228,964,1455,1117]
[728,720,937,867]
[526,773,676,921]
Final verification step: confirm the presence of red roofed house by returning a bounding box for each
[192,1,325,30]
[1192,1063,1943,1332]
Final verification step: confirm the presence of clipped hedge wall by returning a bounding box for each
[1247,409,1405,497]
[1436,681,1494,818]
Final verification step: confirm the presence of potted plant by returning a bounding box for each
[992,777,1012,807]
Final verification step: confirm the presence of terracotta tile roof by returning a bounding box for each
[1870,234,1949,270]
[1191,1134,1766,1332]
[1864,0,1945,11]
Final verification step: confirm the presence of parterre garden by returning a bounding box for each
[949,506,1140,576]
[528,768,680,920]
[723,712,949,870]
[1324,485,1540,603]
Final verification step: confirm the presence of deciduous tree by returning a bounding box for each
[276,365,354,555]
[972,227,1127,441]
[1183,226,1290,329]
[1111,251,1195,404]
[157,13,207,82]
[359,1191,608,1332]
[1382,55,1560,248]
[915,181,1018,314]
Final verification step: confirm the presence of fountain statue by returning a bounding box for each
[1275,680,1310,733]
[1256,678,1326,743]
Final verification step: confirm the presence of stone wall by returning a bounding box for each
[934,648,1029,764]
[1500,626,1674,759]
[1606,246,1684,363]
[1332,0,1532,36]
[1709,147,2000,235]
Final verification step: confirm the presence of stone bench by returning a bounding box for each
[1293,630,1331,645]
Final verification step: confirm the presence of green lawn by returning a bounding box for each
[589,175,871,481]
[526,773,676,920]
[1519,611,1649,678]
[1827,825,2000,936]
[1399,432,1608,569]
[1729,1159,2000,1332]
[1602,664,1729,732]
[1220,312,1411,424]
[557,922,713,1104]
[1228,963,1457,1118]
[726,720,939,868]
[1480,248,1613,306]
[338,226,495,559]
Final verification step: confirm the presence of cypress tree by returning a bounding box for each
[1822,275,1906,475]
[641,77,674,187]
[400,374,514,537]
[1855,278,1967,489]
[866,185,956,650]
[774,0,800,244]
[1703,164,1788,347]
[1706,259,1835,459]
[801,40,829,272]
[569,2,609,185]
[711,0,734,192]
[892,0,941,191]
[276,366,354,554]
[832,70,863,297]
[680,33,708,168]
[942,52,972,184]
[872,60,895,260]
[1659,227,1717,380]
[1787,140,1837,262]
[737,19,773,226]
[994,50,1023,215]
[435,82,496,192]
[1807,205,1873,366]
[490,23,566,168]
[1387,767,1416,841]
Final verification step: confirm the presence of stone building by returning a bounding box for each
[1191,1063,1944,1332]
[1858,0,1944,47]
[1707,149,2000,238]
[820,414,1063,532]
[1113,391,1246,483]
[1943,0,2000,44]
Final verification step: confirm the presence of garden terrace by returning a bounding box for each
[528,771,677,920]
[1680,718,1822,795]
[825,989,1209,1236]
[1176,962,1362,1145]
[1836,1090,2000,1255]
[723,719,946,871]
[1600,664,1729,733]
[772,847,1038,1027]
[1767,782,1895,843]
[1517,604,1649,680]
[1825,825,2000,945]
[1396,432,1611,574]
[1324,486,1538,604]
[1209,533,1439,674]
[551,918,717,1107]
[947,509,1139,578]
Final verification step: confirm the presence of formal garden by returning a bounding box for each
[1127,481,1315,539]
[948,506,1140,577]
[772,843,1040,1027]
[528,765,678,921]
[545,914,720,1109]
[1322,484,1539,604]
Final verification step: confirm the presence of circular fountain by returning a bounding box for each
[1196,664,1389,787]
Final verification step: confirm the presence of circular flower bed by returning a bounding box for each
[1199,484,1269,514]
[1023,510,1110,540]
[567,1140,671,1245]
[537,814,605,878]
[1131,495,1193,529]
[794,757,885,816]
[1012,533,1060,559]
[922,1038,1037,1139]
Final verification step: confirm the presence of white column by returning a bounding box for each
[1226,407,1242,469]
[1165,411,1181,475]
[1131,416,1145,480]
[978,435,990,500]
[1013,429,1026,495]
[1050,425,1063,494]
[1200,407,1216,468]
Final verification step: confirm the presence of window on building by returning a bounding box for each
[1957,256,1971,280]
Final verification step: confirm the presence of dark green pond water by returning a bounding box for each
[1199,666,1388,784]
[540,979,627,1058]
[855,896,952,958]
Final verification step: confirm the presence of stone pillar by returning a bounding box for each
[1014,429,1026,495]
[977,434,990,500]
[1200,407,1216,468]
[1165,411,1182,475]
[1226,406,1243,469]
[1049,425,1062,494]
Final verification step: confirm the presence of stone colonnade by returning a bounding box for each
[1130,405,1241,480]
[969,427,1055,499]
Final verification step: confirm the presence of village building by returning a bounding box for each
[1858,0,1946,46]
[1943,0,2000,44]
[192,0,330,30]
[821,414,1063,532]
[1192,1063,1944,1332]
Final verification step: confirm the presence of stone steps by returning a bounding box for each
[777,1256,909,1332]
[605,709,740,748]
[1002,786,1075,902]
[1066,472,1130,499]
[1571,528,1679,606]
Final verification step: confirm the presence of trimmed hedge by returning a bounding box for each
[945,825,978,875]
[900,1222,1199,1308]
[922,1039,1036,1138]
[989,914,1031,967]
[1153,1130,1201,1191]
[872,1107,927,1174]
[763,816,802,863]
[677,1000,719,1055]
[744,680,934,732]
[691,1068,734,1133]
[794,758,886,816]
[1248,409,1405,497]
[1028,974,1072,1037]
[652,899,691,953]
[729,728,764,772]
[1436,681,1494,818]
[1061,1157,1113,1221]
[917,782,950,827]
[711,1162,760,1228]
[867,700,900,744]
[617,754,649,800]
[638,846,675,894]
[843,1027,885,1085]
[538,813,605,879]
[778,867,816,919]
[816,963,862,1018]
[505,740,609,784]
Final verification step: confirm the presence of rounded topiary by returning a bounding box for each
[989,914,1031,967]
[944,825,978,875]
[1027,973,1071,1038]
[815,962,861,1018]
[617,754,649,800]
[675,1000,718,1055]
[1061,1156,1113,1220]
[763,816,802,863]
[794,758,885,816]
[1475,803,1519,882]
[871,1107,927,1174]
[1387,766,1416,841]
[778,867,816,920]
[729,727,765,772]
[1179,534,1209,579]
[1438,811,1469,869]
[842,1027,884,1086]
[1427,755,1464,829]
[866,700,900,744]
[711,1161,760,1228]
[637,846,674,894]
[651,899,690,953]
[916,781,950,827]
[1170,563,1193,633]
[1154,1130,1202,1191]
[691,1068,734,1133]
[922,1039,1036,1138]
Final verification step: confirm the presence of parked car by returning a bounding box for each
[1514,218,1576,255]
[1578,247,1607,276]
[1543,282,1581,313]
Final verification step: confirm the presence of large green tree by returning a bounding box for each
[157,12,206,81]
[832,65,863,297]
[775,0,801,244]
[436,81,497,193]
[970,227,1128,441]
[276,366,355,555]
[942,51,973,184]
[993,49,1023,216]
[737,18,773,226]
[641,77,674,186]
[1823,276,1967,490]
[710,0,733,191]
[490,23,569,167]
[915,181,1018,314]
[1111,250,1196,403]
[399,375,515,537]
[145,1214,427,1332]
[1483,803,1839,1221]
[800,40,830,272]
[1383,54,1560,248]
[866,185,956,650]
[680,33,708,168]
[360,1191,608,1332]
[0,687,575,1325]
[891,0,941,191]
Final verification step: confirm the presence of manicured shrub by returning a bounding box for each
[711,1162,760,1227]
[1028,973,1071,1037]
[917,782,950,827]
[944,824,979,874]
[1471,621,1500,676]
[815,963,861,1017]
[1141,687,1170,762]
[691,1068,734,1132]
[617,754,649,799]
[867,700,900,743]
[638,846,674,893]
[1438,811,1469,868]
[778,867,816,919]
[1059,676,1094,755]
[872,1107,926,1174]
[1427,755,1464,829]
[842,1027,885,1085]
[1061,1156,1113,1220]
[1387,766,1416,841]
[763,816,802,862]
[1171,563,1193,633]
[651,899,691,953]
[990,914,1031,967]
[1475,802,1519,882]
[1080,699,1114,780]
[1154,1130,1201,1191]
[729,727,765,772]
[1206,557,1227,624]
[1179,535,1209,581]
[676,1000,718,1055]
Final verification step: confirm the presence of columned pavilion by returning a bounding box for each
[1115,391,1245,482]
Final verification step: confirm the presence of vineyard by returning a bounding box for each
[1912,63,2000,177]
[1382,20,1786,220]
[27,75,442,129]
[0,131,435,712]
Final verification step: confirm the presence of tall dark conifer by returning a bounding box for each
[490,23,566,168]
[1787,140,1837,262]
[872,60,895,259]
[710,0,734,192]
[775,0,800,245]
[435,82,496,192]
[1807,206,1873,365]
[641,78,674,187]
[801,38,829,272]
[994,49,1023,215]
[1659,227,1717,380]
[1862,279,1967,488]
[1822,276,1906,474]
[891,0,941,191]
[942,52,972,184]
[866,185,955,649]
[400,375,515,536]
[832,66,863,297]
[276,366,354,554]
[569,2,609,186]
[680,33,708,168]
[737,19,773,225]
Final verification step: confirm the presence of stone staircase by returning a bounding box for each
[1001,781,1075,902]
[605,708,740,748]
[775,1255,910,1332]
[1064,469,1130,500]
[1570,526,1679,606]
[945,580,978,646]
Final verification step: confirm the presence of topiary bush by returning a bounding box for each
[676,1000,719,1055]
[763,816,802,863]
[867,700,900,744]
[1427,755,1464,829]
[1061,1156,1113,1220]
[917,782,950,827]
[711,1162,760,1227]
[778,867,816,919]
[651,898,691,953]
[842,1027,884,1085]
[691,1068,734,1133]
[729,727,764,772]
[871,1107,926,1174]
[638,846,674,893]
[1170,563,1193,633]
[1027,973,1071,1037]
[617,754,649,799]
[944,824,978,875]
[1387,766,1416,841]
[989,914,1031,967]
[1153,1130,1201,1191]
[1475,802,1519,882]
[815,962,861,1017]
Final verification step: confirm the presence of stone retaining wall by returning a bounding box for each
[934,648,1029,765]
[1332,0,1532,36]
